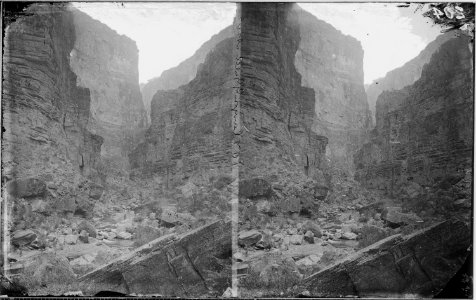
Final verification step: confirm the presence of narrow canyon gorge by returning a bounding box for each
[1,2,472,298]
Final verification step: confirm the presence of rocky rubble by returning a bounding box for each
[79,220,231,297]
[297,220,471,297]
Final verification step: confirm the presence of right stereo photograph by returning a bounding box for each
[236,2,473,298]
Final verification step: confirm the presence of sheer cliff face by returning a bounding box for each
[70,10,147,172]
[239,3,328,188]
[2,4,102,183]
[2,4,104,223]
[140,26,233,121]
[294,7,371,172]
[129,38,234,185]
[365,32,458,124]
[355,37,473,193]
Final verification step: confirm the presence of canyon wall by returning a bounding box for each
[140,25,233,121]
[294,7,371,172]
[239,3,328,182]
[70,9,147,173]
[354,36,473,195]
[365,32,458,124]
[129,36,234,189]
[2,3,104,223]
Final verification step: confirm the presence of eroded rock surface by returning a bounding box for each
[355,37,473,198]
[70,9,147,172]
[79,220,231,297]
[129,35,234,189]
[365,32,458,124]
[298,220,471,297]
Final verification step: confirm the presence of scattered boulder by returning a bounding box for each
[116,231,132,240]
[258,258,302,287]
[79,220,231,297]
[88,184,104,200]
[11,229,37,247]
[239,178,272,199]
[78,220,97,238]
[302,220,322,238]
[341,232,357,240]
[238,230,262,247]
[6,177,46,198]
[304,231,314,244]
[297,220,471,297]
[79,230,89,243]
[65,234,78,245]
[133,225,163,247]
[359,224,390,248]
[382,207,423,228]
[17,253,76,290]
[289,234,303,245]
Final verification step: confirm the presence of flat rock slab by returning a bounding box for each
[297,220,470,297]
[78,220,231,297]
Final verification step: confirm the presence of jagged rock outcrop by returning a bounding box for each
[70,9,147,172]
[294,7,371,171]
[297,220,471,297]
[78,220,231,297]
[2,3,104,222]
[366,32,458,124]
[140,26,233,121]
[354,36,473,196]
[129,35,234,187]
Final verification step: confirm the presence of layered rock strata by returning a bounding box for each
[354,36,473,195]
[366,32,458,124]
[129,36,234,188]
[70,9,147,172]
[2,2,104,224]
[294,7,371,171]
[140,26,233,121]
[239,3,328,185]
[2,3,102,183]
[297,220,471,297]
[78,220,231,297]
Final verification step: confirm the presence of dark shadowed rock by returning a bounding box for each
[78,220,97,238]
[79,220,231,297]
[239,178,273,199]
[18,253,76,290]
[238,230,262,247]
[88,184,104,200]
[358,224,390,249]
[6,178,46,198]
[382,207,423,228]
[11,229,37,247]
[297,220,470,297]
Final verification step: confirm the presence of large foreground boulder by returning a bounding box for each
[297,220,470,297]
[79,220,231,297]
[6,177,46,198]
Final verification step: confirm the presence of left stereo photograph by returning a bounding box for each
[1,2,236,297]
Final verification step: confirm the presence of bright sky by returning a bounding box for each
[300,3,442,83]
[74,2,441,84]
[73,2,236,84]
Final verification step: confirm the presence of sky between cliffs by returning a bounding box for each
[74,2,442,85]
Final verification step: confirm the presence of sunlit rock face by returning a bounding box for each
[129,37,234,186]
[140,25,233,122]
[2,3,103,220]
[70,9,147,173]
[354,36,473,194]
[294,6,372,173]
[365,32,458,125]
